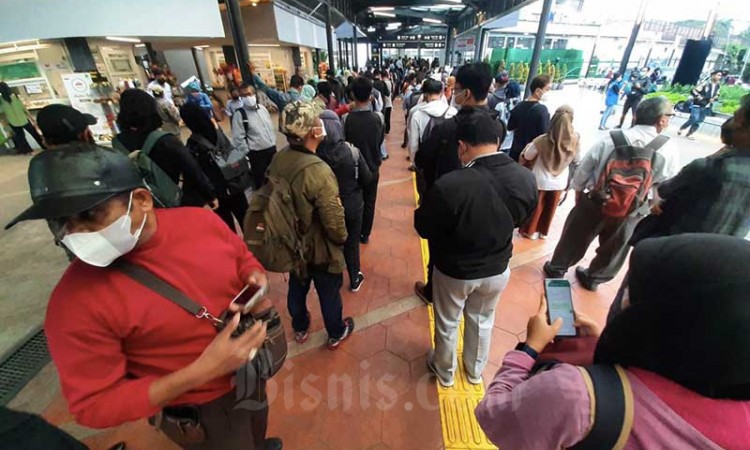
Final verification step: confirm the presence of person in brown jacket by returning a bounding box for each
[274,101,354,349]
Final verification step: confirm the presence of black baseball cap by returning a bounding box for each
[5,143,145,230]
[37,104,97,145]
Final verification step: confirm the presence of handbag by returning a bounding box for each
[114,260,287,380]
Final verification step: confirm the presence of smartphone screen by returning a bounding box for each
[231,285,263,313]
[544,279,577,337]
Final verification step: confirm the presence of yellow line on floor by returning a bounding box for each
[413,175,497,450]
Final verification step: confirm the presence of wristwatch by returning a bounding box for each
[515,342,540,360]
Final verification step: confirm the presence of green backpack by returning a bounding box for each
[112,130,183,208]
[243,151,323,274]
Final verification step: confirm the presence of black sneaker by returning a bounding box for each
[360,235,370,244]
[575,267,600,292]
[414,281,433,305]
[543,262,566,279]
[350,272,365,292]
[262,437,283,450]
[294,330,309,344]
[328,318,355,350]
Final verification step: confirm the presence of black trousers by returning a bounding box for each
[247,146,276,189]
[548,195,640,284]
[288,268,345,338]
[10,123,46,152]
[384,106,392,134]
[156,383,268,450]
[214,192,249,234]
[619,98,641,128]
[343,203,363,283]
[361,169,380,239]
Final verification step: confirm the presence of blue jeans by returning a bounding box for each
[600,104,616,128]
[287,268,345,339]
[680,105,707,135]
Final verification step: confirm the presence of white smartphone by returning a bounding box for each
[230,284,268,315]
[544,278,577,337]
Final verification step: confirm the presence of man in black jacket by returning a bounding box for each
[343,77,385,244]
[414,62,506,303]
[617,68,651,129]
[415,110,537,387]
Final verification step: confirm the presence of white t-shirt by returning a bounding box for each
[522,140,581,191]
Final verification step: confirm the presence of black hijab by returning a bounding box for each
[180,103,217,144]
[594,234,750,399]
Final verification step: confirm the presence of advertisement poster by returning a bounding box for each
[61,73,111,142]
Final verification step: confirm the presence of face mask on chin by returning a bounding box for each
[61,192,147,267]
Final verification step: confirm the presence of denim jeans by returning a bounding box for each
[599,104,616,128]
[287,268,346,339]
[680,105,707,135]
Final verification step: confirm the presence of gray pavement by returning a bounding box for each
[0,87,723,359]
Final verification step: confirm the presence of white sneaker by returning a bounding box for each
[426,356,454,388]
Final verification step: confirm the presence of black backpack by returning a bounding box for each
[419,107,451,155]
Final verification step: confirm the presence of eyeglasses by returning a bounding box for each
[664,113,676,117]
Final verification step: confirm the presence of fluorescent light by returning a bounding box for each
[248,44,280,47]
[443,0,462,3]
[135,44,147,48]
[193,45,210,49]
[386,23,402,30]
[423,18,442,24]
[367,26,376,32]
[106,36,142,43]
[370,7,394,11]
[373,11,396,17]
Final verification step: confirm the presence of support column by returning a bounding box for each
[445,29,454,67]
[525,0,554,98]
[292,46,302,77]
[226,0,252,84]
[352,22,359,70]
[619,0,649,74]
[338,39,344,69]
[325,3,336,73]
[191,47,207,88]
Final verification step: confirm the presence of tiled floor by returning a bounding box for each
[35,100,626,450]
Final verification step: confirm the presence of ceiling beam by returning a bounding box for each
[389,8,445,22]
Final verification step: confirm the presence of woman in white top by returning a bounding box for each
[520,105,581,239]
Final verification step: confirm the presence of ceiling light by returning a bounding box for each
[135,44,147,48]
[373,11,396,17]
[423,18,442,24]
[193,45,210,49]
[386,23,401,30]
[106,36,142,43]
[443,0,463,3]
[367,26,376,32]
[248,44,280,47]
[251,1,258,5]
[370,7,394,11]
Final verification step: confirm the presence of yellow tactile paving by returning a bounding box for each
[413,175,498,450]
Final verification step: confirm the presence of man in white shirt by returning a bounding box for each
[543,97,680,291]
[407,78,458,164]
[381,70,394,134]
[232,84,277,189]
[146,68,174,104]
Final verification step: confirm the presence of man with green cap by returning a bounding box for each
[6,143,282,450]
[274,100,354,349]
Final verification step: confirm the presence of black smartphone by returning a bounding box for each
[544,279,577,337]
[230,284,267,315]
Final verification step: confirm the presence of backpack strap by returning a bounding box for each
[238,107,250,137]
[644,134,669,153]
[141,130,169,157]
[111,135,129,154]
[346,142,360,180]
[571,364,634,450]
[609,130,630,149]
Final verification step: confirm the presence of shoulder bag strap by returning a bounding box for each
[571,364,634,450]
[645,134,669,153]
[238,107,250,136]
[347,142,360,180]
[609,130,629,150]
[114,260,223,327]
[141,131,169,157]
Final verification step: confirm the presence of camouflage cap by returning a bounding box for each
[282,100,324,139]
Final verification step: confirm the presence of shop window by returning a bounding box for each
[553,39,568,50]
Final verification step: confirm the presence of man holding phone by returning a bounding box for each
[5,144,282,450]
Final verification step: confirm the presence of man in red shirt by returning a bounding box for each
[6,143,281,450]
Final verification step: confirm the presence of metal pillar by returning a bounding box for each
[325,4,336,73]
[474,28,485,62]
[619,0,649,75]
[226,0,252,85]
[525,0,554,98]
[338,39,344,69]
[445,30,454,67]
[191,47,207,89]
[352,23,359,71]
[379,47,384,69]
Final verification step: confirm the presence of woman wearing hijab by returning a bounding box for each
[519,105,581,240]
[316,110,372,292]
[476,234,750,450]
[0,81,46,153]
[180,103,250,233]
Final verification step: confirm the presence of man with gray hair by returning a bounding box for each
[544,97,680,291]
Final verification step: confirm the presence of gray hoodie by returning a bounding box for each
[407,99,458,161]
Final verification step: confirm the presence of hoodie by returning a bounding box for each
[408,99,458,162]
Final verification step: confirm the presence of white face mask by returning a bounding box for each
[61,192,147,267]
[540,92,551,103]
[243,95,257,108]
[313,125,327,140]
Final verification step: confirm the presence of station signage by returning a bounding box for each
[379,34,447,49]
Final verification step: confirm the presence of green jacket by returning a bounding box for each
[0,94,29,127]
[270,144,347,273]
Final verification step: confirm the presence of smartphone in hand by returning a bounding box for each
[544,279,577,337]
[230,284,268,315]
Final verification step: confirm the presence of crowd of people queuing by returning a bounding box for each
[1,52,749,450]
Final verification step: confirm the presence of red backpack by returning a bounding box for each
[592,130,668,218]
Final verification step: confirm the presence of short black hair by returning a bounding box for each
[530,75,551,93]
[352,77,373,102]
[422,78,443,95]
[721,118,734,146]
[456,109,505,147]
[711,70,723,77]
[455,63,493,101]
[290,75,305,88]
[317,81,332,99]
[117,89,162,133]
[238,83,253,92]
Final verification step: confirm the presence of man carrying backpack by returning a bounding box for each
[268,101,354,349]
[232,84,277,190]
[543,97,680,291]
[408,78,457,171]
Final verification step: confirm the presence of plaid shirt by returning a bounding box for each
[657,147,750,238]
